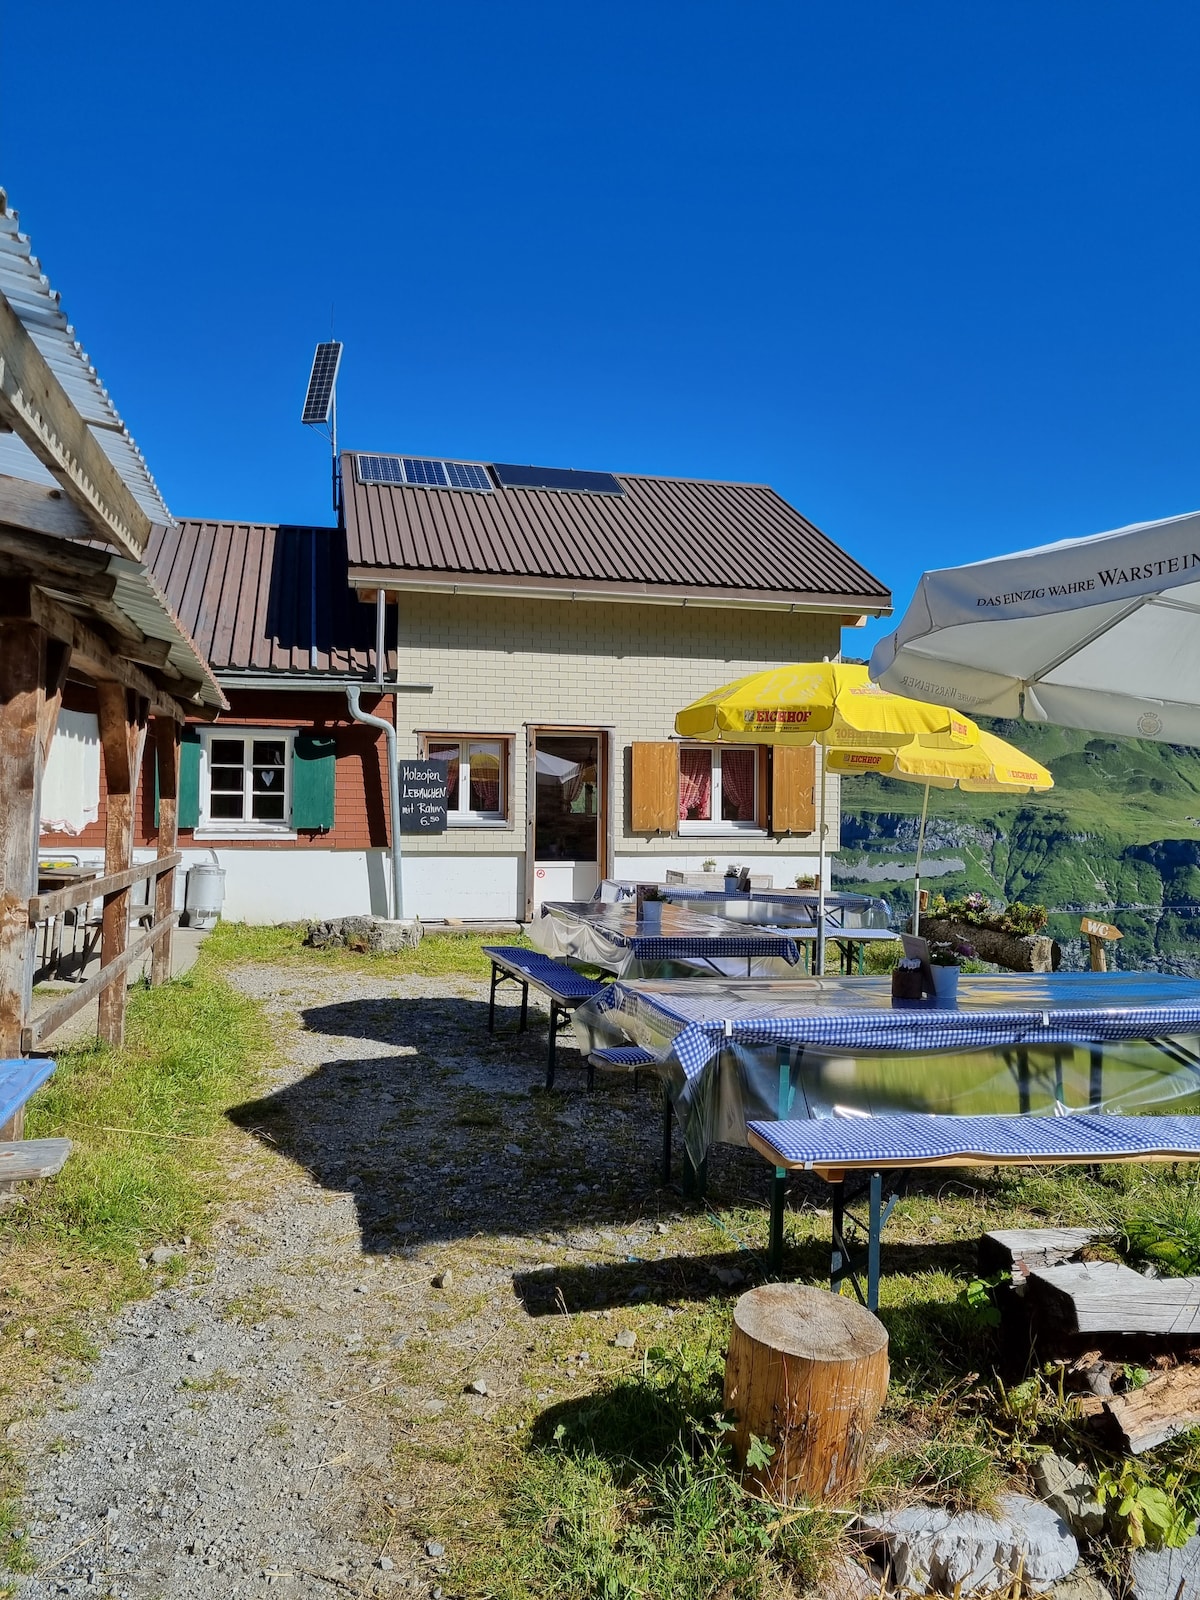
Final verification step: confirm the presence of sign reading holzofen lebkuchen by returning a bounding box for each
[399,761,449,833]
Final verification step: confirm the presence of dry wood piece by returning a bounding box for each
[723,1284,888,1505]
[980,1227,1095,1282]
[1026,1261,1200,1338]
[916,915,1060,972]
[1099,1365,1200,1454]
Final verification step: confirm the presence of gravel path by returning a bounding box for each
[8,962,772,1599]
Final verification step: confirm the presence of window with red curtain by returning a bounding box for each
[423,737,508,821]
[679,748,713,821]
[720,748,757,822]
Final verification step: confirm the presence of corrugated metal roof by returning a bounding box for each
[341,454,891,611]
[0,194,173,527]
[150,521,375,676]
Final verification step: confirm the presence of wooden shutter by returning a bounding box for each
[630,741,679,833]
[292,732,337,830]
[158,727,201,829]
[771,745,816,834]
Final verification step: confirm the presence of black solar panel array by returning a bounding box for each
[301,342,343,425]
[491,462,623,495]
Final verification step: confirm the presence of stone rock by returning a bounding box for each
[187,1351,205,1364]
[1130,1534,1200,1600]
[1049,1575,1113,1600]
[613,1329,637,1350]
[378,1556,394,1571]
[303,916,422,954]
[425,1541,445,1558]
[815,1552,880,1600]
[1034,1454,1105,1539]
[432,1270,453,1289]
[858,1492,1078,1595]
[467,1378,488,1396]
[149,1246,181,1266]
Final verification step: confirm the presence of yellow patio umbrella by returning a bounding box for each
[826,728,1054,931]
[675,662,982,968]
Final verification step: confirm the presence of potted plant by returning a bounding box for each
[702,858,717,873]
[928,937,975,1001]
[724,864,740,893]
[794,874,817,890]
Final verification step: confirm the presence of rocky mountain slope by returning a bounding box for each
[834,720,1200,971]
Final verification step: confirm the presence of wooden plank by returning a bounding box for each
[28,852,181,922]
[630,741,679,832]
[0,474,97,542]
[0,608,45,1074]
[0,292,151,561]
[96,682,147,1048]
[978,1228,1095,1282]
[151,718,179,986]
[772,745,817,834]
[1100,1365,1200,1454]
[25,911,178,1049]
[0,1138,72,1182]
[1025,1261,1200,1338]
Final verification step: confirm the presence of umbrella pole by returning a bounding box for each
[817,755,828,975]
[912,783,930,935]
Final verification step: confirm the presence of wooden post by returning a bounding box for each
[96,683,147,1048]
[724,1284,889,1505]
[0,603,48,1127]
[151,716,180,986]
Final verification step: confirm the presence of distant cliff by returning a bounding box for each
[834,720,1200,972]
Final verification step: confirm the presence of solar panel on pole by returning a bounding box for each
[301,342,343,426]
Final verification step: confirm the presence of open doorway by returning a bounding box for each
[527,729,609,915]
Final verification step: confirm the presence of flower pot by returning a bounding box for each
[930,963,959,1002]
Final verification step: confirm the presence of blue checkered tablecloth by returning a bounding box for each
[579,973,1200,1084]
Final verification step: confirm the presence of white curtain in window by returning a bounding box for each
[40,709,101,835]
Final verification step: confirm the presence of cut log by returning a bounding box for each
[0,1138,72,1182]
[1026,1261,1200,1338]
[916,916,1060,973]
[980,1228,1095,1283]
[723,1284,888,1505]
[1100,1365,1200,1454]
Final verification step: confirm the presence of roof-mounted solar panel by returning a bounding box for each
[301,341,342,425]
[355,454,492,491]
[491,462,623,495]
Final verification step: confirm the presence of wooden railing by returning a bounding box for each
[22,853,182,1052]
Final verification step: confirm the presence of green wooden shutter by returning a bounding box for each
[292,732,336,830]
[156,727,202,829]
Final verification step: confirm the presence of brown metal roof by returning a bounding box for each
[341,456,891,611]
[147,521,374,676]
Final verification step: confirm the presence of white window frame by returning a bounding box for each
[677,744,764,835]
[421,735,511,828]
[195,727,298,840]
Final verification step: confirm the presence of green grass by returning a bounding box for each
[206,920,529,979]
[0,954,271,1587]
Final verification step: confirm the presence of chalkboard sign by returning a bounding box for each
[399,760,450,833]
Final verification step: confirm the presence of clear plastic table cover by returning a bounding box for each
[598,881,893,929]
[572,973,1200,1164]
[530,900,802,978]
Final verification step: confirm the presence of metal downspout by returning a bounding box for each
[346,682,403,920]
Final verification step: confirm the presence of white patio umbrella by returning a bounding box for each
[870,510,1200,743]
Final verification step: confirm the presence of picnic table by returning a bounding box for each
[572,972,1200,1166]
[531,899,803,978]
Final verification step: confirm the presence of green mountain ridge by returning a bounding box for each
[834,719,1200,972]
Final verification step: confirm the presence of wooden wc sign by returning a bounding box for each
[1081,917,1122,972]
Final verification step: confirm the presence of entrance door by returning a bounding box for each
[529,731,607,914]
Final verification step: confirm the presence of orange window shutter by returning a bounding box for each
[630,742,680,833]
[771,745,816,833]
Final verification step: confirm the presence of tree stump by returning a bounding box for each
[724,1284,889,1505]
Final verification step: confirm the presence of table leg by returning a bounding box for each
[661,1085,673,1183]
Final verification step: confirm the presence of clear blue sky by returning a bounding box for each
[5,2,1199,654]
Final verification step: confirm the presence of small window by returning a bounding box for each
[197,730,295,836]
[678,745,760,832]
[422,736,509,825]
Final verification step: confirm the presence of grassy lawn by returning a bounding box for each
[206,919,531,978]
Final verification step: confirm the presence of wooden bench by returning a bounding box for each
[747,1111,1200,1310]
[483,947,606,1089]
[0,1058,70,1201]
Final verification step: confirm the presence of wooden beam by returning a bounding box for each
[0,473,96,543]
[25,911,178,1051]
[28,853,181,923]
[0,607,45,1068]
[0,293,151,560]
[99,627,172,668]
[0,554,119,607]
[152,718,180,985]
[96,683,147,1048]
